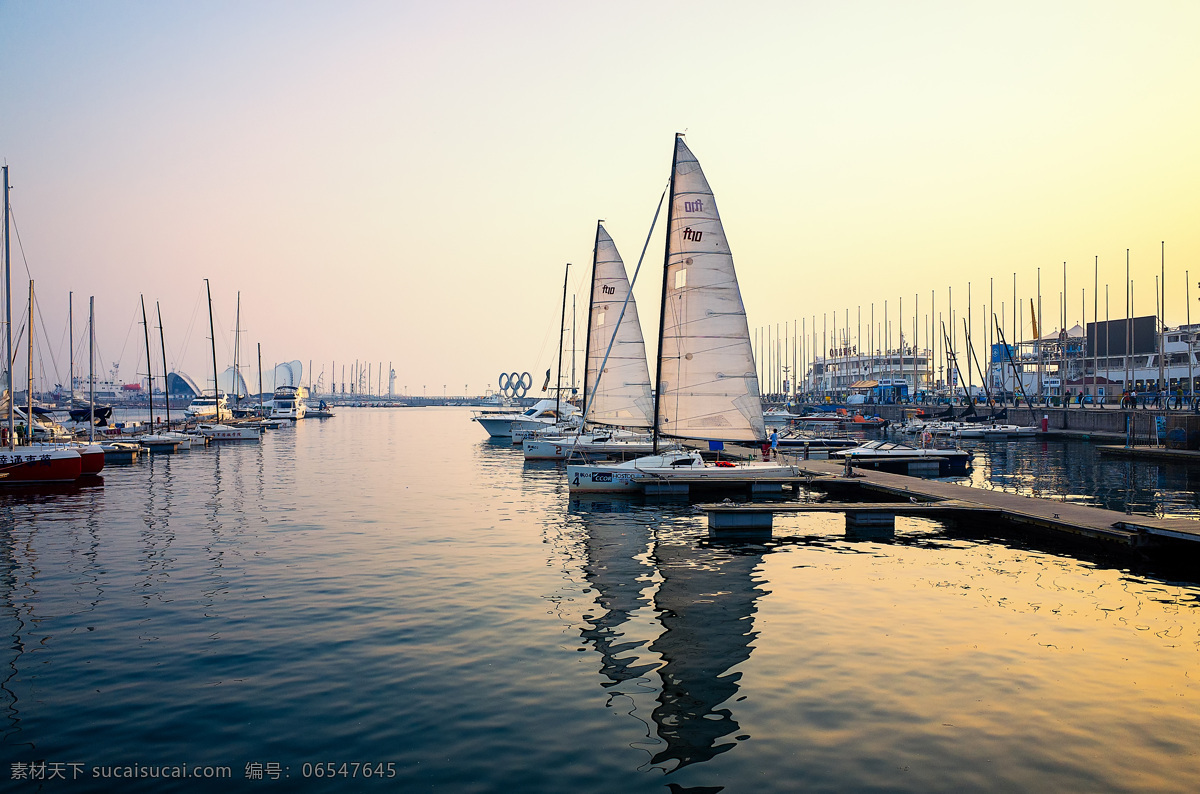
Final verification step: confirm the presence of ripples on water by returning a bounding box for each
[1,409,1198,792]
[958,437,1200,518]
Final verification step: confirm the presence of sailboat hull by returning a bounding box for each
[0,448,83,484]
[567,452,799,493]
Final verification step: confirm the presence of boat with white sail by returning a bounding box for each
[525,222,663,460]
[568,136,799,493]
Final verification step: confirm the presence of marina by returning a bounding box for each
[5,407,1200,792]
[5,4,1200,789]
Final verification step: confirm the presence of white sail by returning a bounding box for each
[655,136,765,442]
[584,224,654,429]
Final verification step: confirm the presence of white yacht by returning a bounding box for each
[471,398,577,439]
[185,392,231,421]
[269,385,308,420]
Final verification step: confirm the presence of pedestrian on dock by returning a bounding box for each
[1175,387,1184,410]
[770,428,779,458]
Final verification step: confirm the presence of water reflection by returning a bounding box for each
[0,481,105,750]
[962,438,1200,518]
[649,536,764,772]
[571,501,767,779]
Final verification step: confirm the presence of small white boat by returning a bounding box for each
[953,424,1039,439]
[242,417,289,429]
[832,439,972,474]
[136,434,181,453]
[197,423,262,441]
[472,399,578,439]
[159,430,195,450]
[763,407,803,426]
[100,441,141,464]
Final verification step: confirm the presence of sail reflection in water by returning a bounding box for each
[573,501,765,773]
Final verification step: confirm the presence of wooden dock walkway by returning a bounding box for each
[703,458,1200,546]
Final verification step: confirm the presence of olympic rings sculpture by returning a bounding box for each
[497,371,532,399]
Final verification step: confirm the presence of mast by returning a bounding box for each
[1126,250,1131,392]
[1093,256,1098,403]
[89,296,95,443]
[571,296,576,399]
[69,292,73,401]
[205,278,220,418]
[1159,242,1166,392]
[555,263,570,417]
[582,222,600,420]
[157,301,170,429]
[234,291,241,408]
[27,281,34,443]
[653,135,682,453]
[4,166,12,450]
[1037,268,1043,403]
[258,343,264,415]
[140,294,153,432]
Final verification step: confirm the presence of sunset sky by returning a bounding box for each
[2,1,1197,396]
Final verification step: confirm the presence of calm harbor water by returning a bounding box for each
[2,408,1200,792]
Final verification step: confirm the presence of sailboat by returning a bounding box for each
[473,264,581,440]
[567,136,798,492]
[194,279,261,442]
[0,168,84,484]
[523,222,657,460]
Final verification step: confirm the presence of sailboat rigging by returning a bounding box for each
[567,135,797,492]
[522,221,660,459]
[0,171,84,483]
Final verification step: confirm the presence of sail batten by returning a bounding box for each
[584,224,654,429]
[655,137,765,443]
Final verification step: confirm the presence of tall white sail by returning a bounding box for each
[655,136,765,442]
[584,223,654,428]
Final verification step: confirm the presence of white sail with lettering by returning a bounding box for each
[655,135,765,443]
[584,224,654,429]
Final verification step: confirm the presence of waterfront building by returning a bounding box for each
[804,346,935,402]
[988,315,1200,402]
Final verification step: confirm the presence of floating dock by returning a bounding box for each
[703,459,1200,547]
[1096,445,1200,464]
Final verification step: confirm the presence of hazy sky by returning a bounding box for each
[2,1,1198,396]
